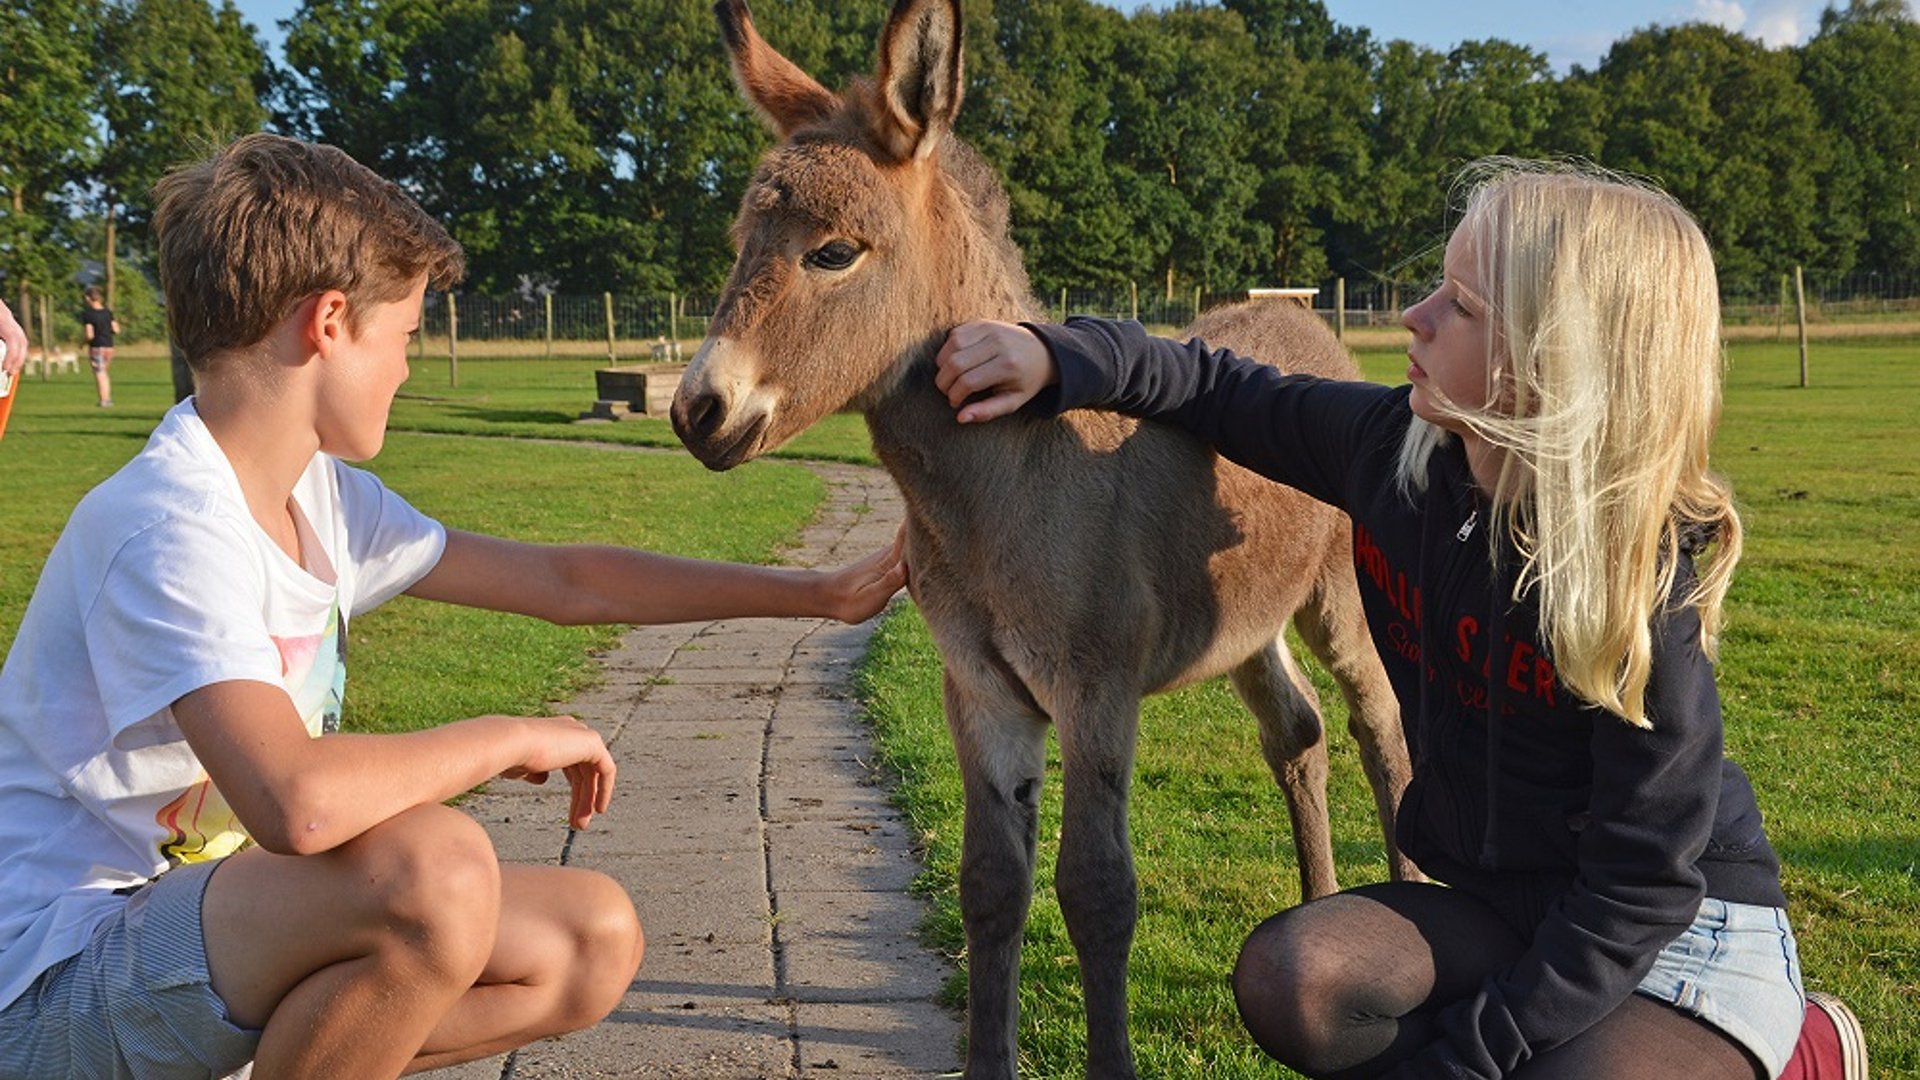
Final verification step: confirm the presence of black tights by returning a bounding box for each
[1230,882,1764,1080]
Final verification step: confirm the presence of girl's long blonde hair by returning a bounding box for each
[1396,159,1742,729]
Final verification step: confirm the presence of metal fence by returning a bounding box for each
[417,271,1919,350]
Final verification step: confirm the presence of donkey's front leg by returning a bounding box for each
[1054,697,1142,1080]
[946,670,1050,1080]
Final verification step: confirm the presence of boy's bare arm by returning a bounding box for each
[407,527,907,627]
[173,679,615,855]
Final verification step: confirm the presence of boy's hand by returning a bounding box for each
[500,715,618,829]
[816,526,909,624]
[935,320,1057,424]
[0,299,26,377]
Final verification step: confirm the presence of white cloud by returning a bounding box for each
[1689,0,1820,45]
[1744,0,1809,45]
[1691,0,1748,30]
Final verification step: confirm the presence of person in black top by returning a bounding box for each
[80,285,119,407]
[931,161,1867,1080]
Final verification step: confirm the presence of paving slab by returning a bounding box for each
[451,458,961,1078]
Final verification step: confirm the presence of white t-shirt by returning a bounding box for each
[0,401,446,1010]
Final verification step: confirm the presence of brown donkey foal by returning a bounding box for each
[673,1,1416,1075]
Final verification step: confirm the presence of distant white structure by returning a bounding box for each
[1247,287,1319,306]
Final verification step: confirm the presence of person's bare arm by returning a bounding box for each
[0,299,25,376]
[172,680,615,855]
[406,527,906,627]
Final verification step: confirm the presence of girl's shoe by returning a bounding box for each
[1781,991,1869,1080]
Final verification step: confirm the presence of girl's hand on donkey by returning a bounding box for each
[936,320,1057,424]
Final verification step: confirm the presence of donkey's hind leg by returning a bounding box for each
[1293,566,1420,882]
[1230,641,1337,901]
[945,668,1049,1080]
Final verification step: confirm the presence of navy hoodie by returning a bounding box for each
[1028,317,1786,1079]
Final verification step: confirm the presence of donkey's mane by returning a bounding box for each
[932,137,1034,300]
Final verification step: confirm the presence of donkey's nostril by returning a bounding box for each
[676,391,725,444]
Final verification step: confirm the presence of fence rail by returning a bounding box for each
[417,270,1920,352]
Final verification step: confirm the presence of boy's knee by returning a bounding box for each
[349,805,501,973]
[557,871,643,1028]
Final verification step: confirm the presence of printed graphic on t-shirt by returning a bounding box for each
[153,602,345,865]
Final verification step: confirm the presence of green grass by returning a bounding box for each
[4,338,1914,1074]
[0,356,832,734]
[859,337,1919,1077]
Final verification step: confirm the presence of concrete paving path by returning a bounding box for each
[440,460,961,1079]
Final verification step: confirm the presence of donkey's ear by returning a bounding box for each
[716,0,837,137]
[872,0,964,162]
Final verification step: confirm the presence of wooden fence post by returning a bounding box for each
[447,292,460,388]
[670,292,679,356]
[544,292,553,359]
[1058,286,1068,322]
[1129,280,1138,322]
[1192,285,1201,322]
[1776,273,1788,341]
[1793,265,1809,388]
[39,294,54,373]
[1335,277,1346,343]
[604,292,616,363]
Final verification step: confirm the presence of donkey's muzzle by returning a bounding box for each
[671,387,769,472]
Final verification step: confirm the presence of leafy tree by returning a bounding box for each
[1225,0,1371,64]
[279,0,893,293]
[1225,0,1374,285]
[1799,0,1920,274]
[97,0,271,308]
[1594,23,1831,283]
[968,0,1136,291]
[1108,4,1268,297]
[1343,37,1555,305]
[1540,67,1609,160]
[0,0,99,318]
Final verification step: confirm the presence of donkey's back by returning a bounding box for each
[949,297,1363,700]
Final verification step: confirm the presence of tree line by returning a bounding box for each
[4,0,1917,339]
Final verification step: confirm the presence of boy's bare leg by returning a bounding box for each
[406,862,645,1072]
[201,803,642,1079]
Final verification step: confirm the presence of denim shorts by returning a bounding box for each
[0,859,258,1079]
[1633,897,1805,1077]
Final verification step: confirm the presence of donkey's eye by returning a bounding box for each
[804,240,863,272]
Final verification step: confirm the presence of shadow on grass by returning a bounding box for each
[38,427,155,442]
[442,405,578,425]
[1773,835,1920,885]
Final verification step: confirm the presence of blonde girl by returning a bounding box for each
[930,160,1865,1079]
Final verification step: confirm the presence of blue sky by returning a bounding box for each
[233,0,1847,74]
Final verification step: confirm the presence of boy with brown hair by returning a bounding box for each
[0,133,905,1079]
